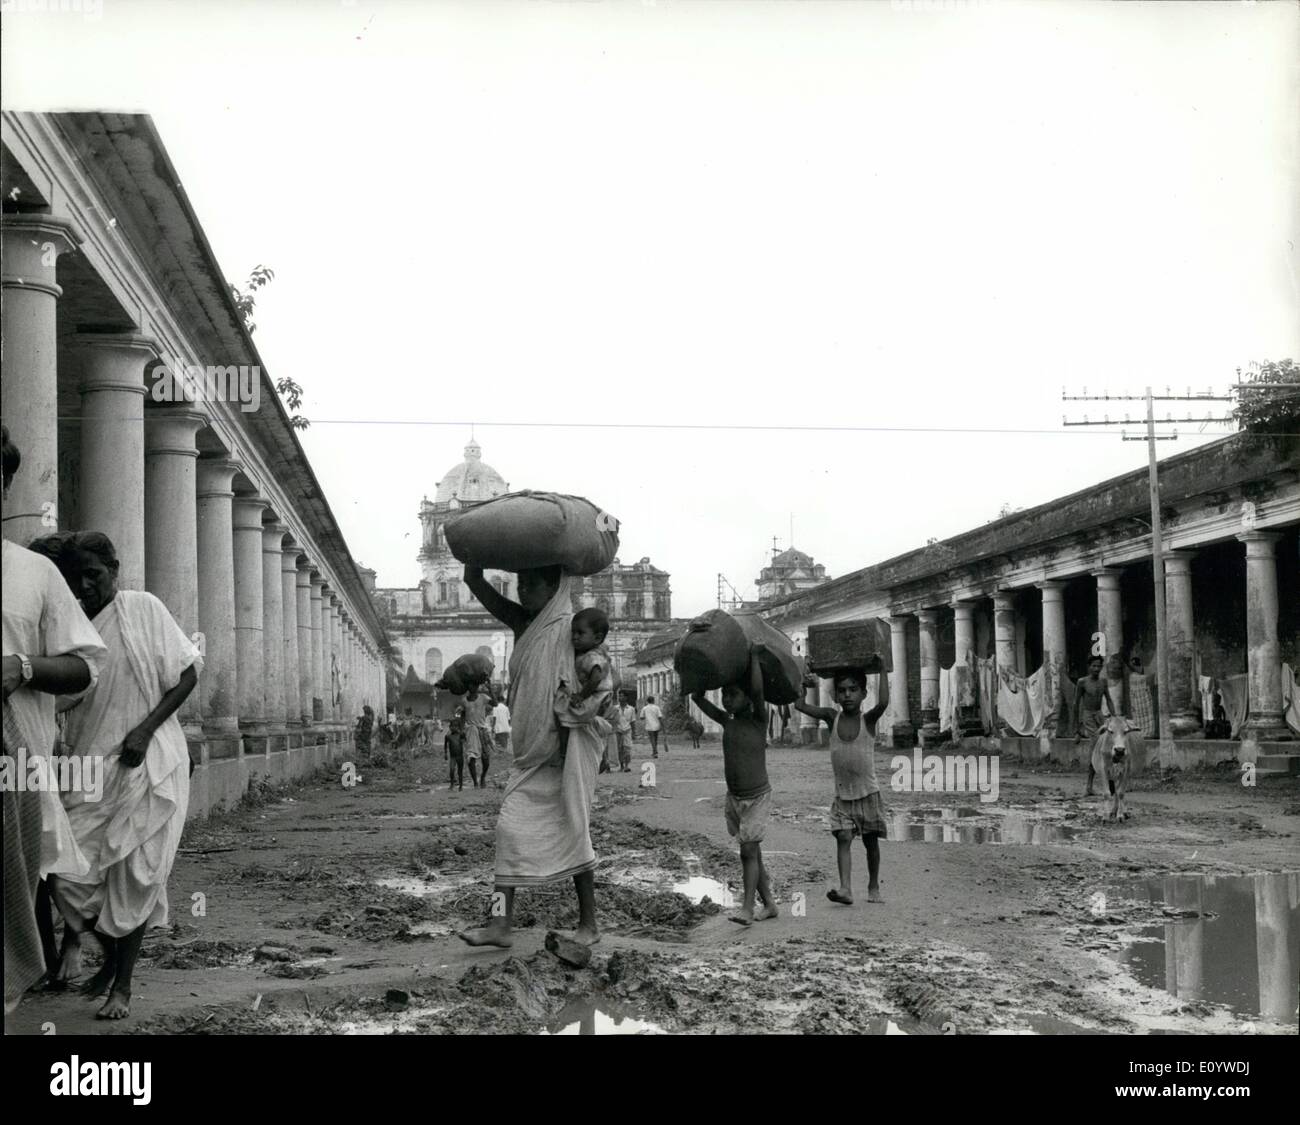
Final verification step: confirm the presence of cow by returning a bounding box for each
[1090,714,1146,821]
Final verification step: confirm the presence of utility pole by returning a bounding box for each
[1145,387,1174,762]
[1062,383,1237,766]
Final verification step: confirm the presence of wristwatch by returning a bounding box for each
[15,654,34,684]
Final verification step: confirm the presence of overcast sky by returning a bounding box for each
[4,0,1296,617]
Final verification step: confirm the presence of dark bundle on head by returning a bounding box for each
[573,606,609,641]
[1,425,20,490]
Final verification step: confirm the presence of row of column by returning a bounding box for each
[0,228,386,741]
[891,531,1292,743]
[638,670,677,701]
[129,420,384,736]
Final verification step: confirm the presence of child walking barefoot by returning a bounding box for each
[690,650,779,926]
[794,669,889,905]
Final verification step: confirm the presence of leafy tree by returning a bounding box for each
[1234,359,1298,436]
[229,265,310,430]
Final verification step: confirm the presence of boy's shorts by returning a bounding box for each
[725,790,772,844]
[830,792,889,839]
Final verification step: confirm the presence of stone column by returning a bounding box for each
[1238,532,1292,741]
[232,496,269,731]
[281,547,302,728]
[887,615,913,747]
[952,599,983,736]
[1163,552,1202,738]
[144,407,205,724]
[340,616,353,721]
[318,584,334,722]
[917,609,940,744]
[993,593,1017,673]
[0,216,80,545]
[993,592,1017,733]
[74,334,155,589]
[196,459,239,734]
[1092,568,1124,663]
[310,575,325,722]
[327,596,341,720]
[261,523,287,731]
[1038,581,1067,734]
[295,562,314,727]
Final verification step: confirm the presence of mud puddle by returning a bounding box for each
[1108,871,1299,1026]
[894,805,1080,845]
[540,998,667,1035]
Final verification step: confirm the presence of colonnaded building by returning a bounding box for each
[636,436,1299,767]
[762,433,1298,768]
[372,440,674,714]
[1,112,388,816]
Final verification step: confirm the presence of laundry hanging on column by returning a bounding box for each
[1199,675,1216,724]
[997,664,1051,736]
[1217,674,1249,739]
[978,657,996,734]
[1283,664,1300,737]
[938,666,952,737]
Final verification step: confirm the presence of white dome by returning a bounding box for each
[434,441,508,504]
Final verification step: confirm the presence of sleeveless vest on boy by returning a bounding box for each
[831,712,879,801]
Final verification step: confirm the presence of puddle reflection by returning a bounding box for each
[1112,872,1300,1025]
[893,807,1078,845]
[542,999,665,1035]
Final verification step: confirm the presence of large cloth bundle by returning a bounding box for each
[673,610,802,704]
[437,653,495,696]
[443,491,620,577]
[807,619,893,676]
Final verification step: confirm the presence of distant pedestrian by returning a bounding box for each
[614,698,637,770]
[445,711,466,790]
[641,696,666,758]
[490,697,512,762]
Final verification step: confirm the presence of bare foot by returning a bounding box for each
[458,925,513,949]
[867,886,884,903]
[727,910,755,927]
[56,943,83,984]
[96,990,130,1020]
[827,888,854,905]
[755,904,780,921]
[80,963,116,998]
[573,926,601,946]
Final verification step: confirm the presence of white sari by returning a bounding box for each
[56,590,201,937]
[493,574,608,886]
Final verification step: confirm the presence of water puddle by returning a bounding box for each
[406,921,456,938]
[894,806,1078,845]
[672,854,732,906]
[373,874,481,898]
[541,998,666,1035]
[602,852,735,906]
[1110,872,1300,1025]
[332,1006,451,1034]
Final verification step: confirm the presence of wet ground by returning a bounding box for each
[10,737,1299,1036]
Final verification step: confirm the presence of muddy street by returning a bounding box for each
[11,739,1299,1036]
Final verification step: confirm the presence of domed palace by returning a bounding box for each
[367,441,674,717]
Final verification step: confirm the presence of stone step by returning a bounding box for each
[1256,753,1300,776]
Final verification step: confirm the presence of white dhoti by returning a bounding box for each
[55,591,199,938]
